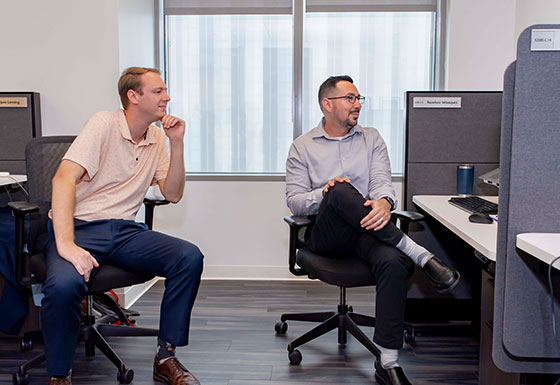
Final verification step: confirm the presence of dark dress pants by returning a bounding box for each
[41,219,204,376]
[307,182,409,349]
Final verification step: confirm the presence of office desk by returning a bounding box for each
[516,233,560,268]
[0,174,26,187]
[412,195,498,261]
[412,195,522,385]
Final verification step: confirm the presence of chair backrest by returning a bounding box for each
[25,136,75,255]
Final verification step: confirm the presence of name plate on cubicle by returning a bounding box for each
[531,29,560,51]
[413,97,461,109]
[0,97,28,108]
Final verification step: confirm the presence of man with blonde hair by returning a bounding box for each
[44,67,203,385]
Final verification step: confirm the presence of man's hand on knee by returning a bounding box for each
[360,199,392,231]
[56,242,99,282]
[322,176,351,196]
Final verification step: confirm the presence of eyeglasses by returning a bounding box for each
[327,94,366,105]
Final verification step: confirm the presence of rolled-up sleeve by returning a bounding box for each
[367,133,397,208]
[286,143,323,216]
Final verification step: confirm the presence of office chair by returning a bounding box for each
[275,211,423,365]
[9,136,168,385]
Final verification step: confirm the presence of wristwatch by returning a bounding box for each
[382,196,395,210]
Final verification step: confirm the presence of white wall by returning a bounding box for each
[2,1,558,279]
[514,0,560,48]
[118,0,156,72]
[445,0,517,90]
[154,179,403,279]
[0,1,121,135]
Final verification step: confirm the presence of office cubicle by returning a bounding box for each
[0,92,41,174]
[0,92,40,206]
[493,25,560,374]
[404,91,502,324]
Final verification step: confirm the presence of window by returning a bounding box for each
[163,1,437,175]
[302,12,435,174]
[167,15,293,173]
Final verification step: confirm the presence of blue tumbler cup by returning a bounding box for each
[457,164,474,197]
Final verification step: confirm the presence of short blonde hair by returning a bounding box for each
[118,67,161,109]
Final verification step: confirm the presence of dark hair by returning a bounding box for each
[318,75,354,112]
[118,66,161,109]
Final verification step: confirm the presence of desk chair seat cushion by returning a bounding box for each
[296,248,376,288]
[29,253,153,293]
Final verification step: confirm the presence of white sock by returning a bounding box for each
[374,342,400,369]
[396,234,433,267]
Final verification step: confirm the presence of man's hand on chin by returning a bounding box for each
[161,114,186,142]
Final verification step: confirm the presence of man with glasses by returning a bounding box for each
[285,75,460,385]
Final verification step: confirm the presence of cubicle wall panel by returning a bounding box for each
[500,26,560,361]
[0,92,41,174]
[403,91,502,324]
[0,160,25,175]
[493,62,517,371]
[405,163,499,210]
[405,92,502,164]
[493,25,560,373]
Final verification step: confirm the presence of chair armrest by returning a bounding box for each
[283,215,312,228]
[144,195,170,206]
[392,210,425,235]
[284,215,311,277]
[8,201,40,214]
[392,211,424,222]
[8,201,40,286]
[143,196,170,230]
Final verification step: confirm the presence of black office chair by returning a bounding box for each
[9,136,169,385]
[275,211,423,365]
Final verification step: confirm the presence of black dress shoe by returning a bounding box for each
[422,256,461,293]
[374,359,412,385]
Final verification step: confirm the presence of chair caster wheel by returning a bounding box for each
[12,372,28,385]
[288,349,302,365]
[20,338,32,351]
[275,321,288,335]
[404,328,415,343]
[117,368,134,384]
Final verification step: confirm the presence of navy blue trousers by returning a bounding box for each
[41,219,204,376]
[307,182,410,349]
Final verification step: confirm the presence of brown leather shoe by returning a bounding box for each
[48,377,72,385]
[153,356,200,385]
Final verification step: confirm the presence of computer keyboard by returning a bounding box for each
[448,196,498,215]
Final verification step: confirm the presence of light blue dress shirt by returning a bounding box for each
[286,118,396,216]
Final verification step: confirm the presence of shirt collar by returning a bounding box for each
[117,109,158,146]
[310,117,363,140]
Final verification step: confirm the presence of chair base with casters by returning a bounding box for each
[276,213,422,365]
[10,194,169,385]
[13,286,159,385]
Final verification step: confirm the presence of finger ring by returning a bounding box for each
[379,218,383,223]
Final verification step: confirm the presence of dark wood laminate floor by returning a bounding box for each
[0,280,479,385]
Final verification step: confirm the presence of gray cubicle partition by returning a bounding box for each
[404,91,501,323]
[0,92,41,174]
[493,25,560,373]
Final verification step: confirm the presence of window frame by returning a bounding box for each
[155,0,445,179]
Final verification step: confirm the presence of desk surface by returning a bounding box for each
[516,233,560,268]
[412,195,498,261]
[0,174,26,187]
